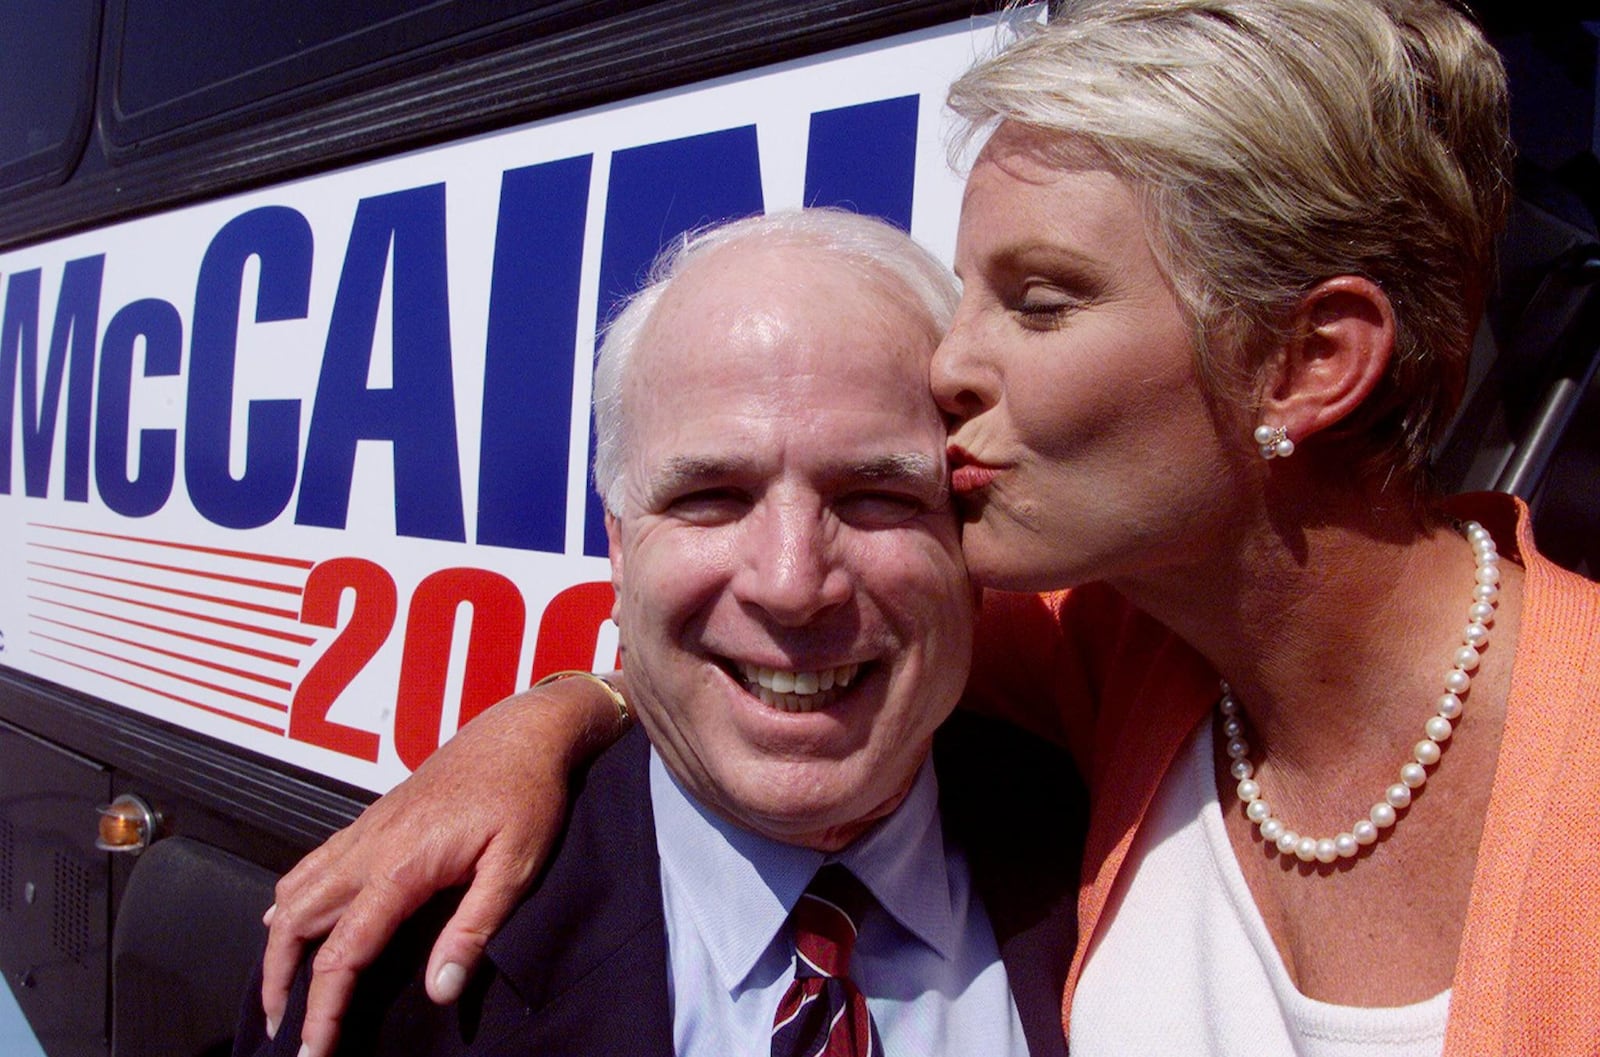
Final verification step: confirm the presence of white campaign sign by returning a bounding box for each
[0,12,1022,792]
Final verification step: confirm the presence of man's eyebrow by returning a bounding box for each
[849,452,944,485]
[641,451,948,504]
[644,455,740,497]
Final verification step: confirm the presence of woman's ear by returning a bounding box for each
[1256,275,1395,444]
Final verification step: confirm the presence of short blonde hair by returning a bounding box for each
[950,0,1514,493]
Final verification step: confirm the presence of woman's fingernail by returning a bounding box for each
[266,1016,279,1040]
[262,903,277,926]
[434,962,467,1002]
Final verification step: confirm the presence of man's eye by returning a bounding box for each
[836,492,928,527]
[667,490,749,524]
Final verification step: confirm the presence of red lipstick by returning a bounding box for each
[947,446,1002,495]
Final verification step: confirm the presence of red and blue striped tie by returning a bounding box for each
[771,864,882,1057]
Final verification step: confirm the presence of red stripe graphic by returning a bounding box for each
[32,651,287,735]
[32,633,289,711]
[27,561,301,620]
[28,543,303,595]
[27,578,316,645]
[21,523,325,736]
[25,597,299,665]
[30,616,295,689]
[26,523,315,570]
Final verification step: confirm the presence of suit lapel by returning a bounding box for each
[935,712,1086,1057]
[478,728,676,1055]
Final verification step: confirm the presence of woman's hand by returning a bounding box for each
[259,678,625,1057]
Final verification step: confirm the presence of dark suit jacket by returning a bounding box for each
[237,711,1086,1057]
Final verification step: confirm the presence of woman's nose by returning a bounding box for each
[930,308,996,422]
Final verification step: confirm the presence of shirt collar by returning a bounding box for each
[650,748,958,995]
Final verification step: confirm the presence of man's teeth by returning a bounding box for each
[738,662,860,711]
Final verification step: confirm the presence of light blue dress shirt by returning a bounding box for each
[650,749,1030,1057]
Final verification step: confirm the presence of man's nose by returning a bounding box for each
[731,503,851,626]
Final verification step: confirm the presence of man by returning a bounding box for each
[237,210,1081,1056]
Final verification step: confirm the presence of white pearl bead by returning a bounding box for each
[1212,519,1492,879]
[1259,445,1276,458]
[1464,521,1484,538]
[1275,438,1295,458]
[1254,424,1277,445]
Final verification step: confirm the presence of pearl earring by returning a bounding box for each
[1254,424,1294,459]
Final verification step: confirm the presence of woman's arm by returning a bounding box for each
[259,674,626,1057]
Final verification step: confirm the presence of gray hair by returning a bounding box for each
[591,207,959,513]
[950,0,1513,496]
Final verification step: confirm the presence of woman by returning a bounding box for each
[263,1,1600,1054]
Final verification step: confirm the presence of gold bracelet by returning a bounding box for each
[532,670,630,730]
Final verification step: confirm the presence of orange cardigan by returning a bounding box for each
[969,494,1600,1055]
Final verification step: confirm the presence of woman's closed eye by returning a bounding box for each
[1014,282,1090,330]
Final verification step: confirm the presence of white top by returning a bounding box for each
[1071,721,1451,1056]
[651,749,1030,1057]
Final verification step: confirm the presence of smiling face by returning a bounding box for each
[933,126,1249,596]
[605,240,972,851]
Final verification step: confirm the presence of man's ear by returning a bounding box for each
[605,511,624,624]
[1257,275,1395,443]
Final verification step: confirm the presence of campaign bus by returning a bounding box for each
[0,4,1594,1056]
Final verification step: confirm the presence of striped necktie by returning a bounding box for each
[771,863,883,1057]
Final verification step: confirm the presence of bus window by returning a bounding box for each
[0,1,99,194]
[103,0,626,155]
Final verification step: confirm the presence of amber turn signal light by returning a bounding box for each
[96,794,158,853]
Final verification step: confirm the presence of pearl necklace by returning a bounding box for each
[1220,520,1501,865]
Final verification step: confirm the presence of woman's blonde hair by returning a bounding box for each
[950,0,1514,494]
